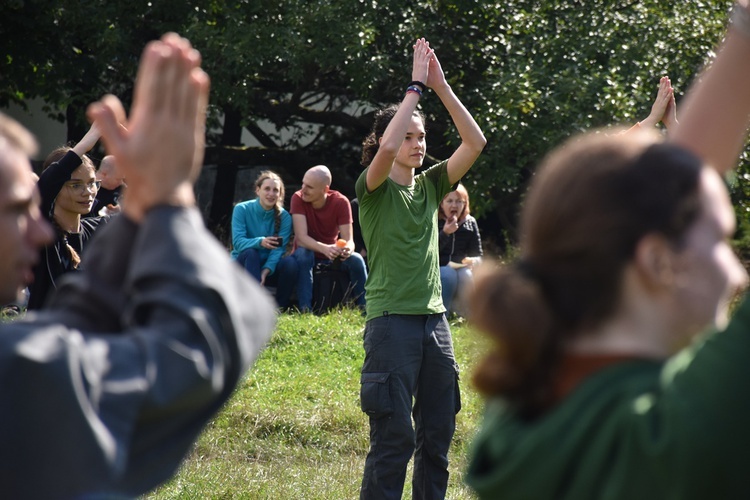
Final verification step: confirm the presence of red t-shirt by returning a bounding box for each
[290,189,352,259]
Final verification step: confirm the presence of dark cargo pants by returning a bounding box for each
[360,313,461,500]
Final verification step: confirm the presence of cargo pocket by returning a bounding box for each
[454,364,462,415]
[360,372,393,419]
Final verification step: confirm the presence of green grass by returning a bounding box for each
[145,308,487,499]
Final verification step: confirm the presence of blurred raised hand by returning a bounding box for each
[87,33,210,221]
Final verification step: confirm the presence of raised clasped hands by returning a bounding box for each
[643,76,676,130]
[411,38,448,93]
[425,45,447,91]
[87,33,210,222]
[412,38,433,87]
[661,77,678,130]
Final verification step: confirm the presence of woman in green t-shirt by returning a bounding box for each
[355,38,486,499]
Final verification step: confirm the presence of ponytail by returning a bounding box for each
[469,260,560,418]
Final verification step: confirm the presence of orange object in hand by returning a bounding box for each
[336,239,347,248]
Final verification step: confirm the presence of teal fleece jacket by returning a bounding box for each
[466,295,750,499]
[230,199,292,275]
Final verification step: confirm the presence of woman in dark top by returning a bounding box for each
[28,124,108,309]
[438,183,482,315]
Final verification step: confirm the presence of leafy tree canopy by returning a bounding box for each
[1,0,740,245]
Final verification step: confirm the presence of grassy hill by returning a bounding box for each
[146,308,487,499]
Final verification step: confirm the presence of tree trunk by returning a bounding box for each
[208,106,242,242]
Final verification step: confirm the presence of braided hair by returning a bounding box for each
[254,170,289,250]
[50,218,81,269]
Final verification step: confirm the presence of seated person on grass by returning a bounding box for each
[438,183,483,316]
[283,165,367,312]
[231,170,297,308]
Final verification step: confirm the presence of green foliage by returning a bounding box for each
[450,1,732,232]
[145,308,488,499]
[1,1,198,133]
[5,1,749,245]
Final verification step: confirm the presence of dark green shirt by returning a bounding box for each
[467,296,750,499]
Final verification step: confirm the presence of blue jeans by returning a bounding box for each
[281,247,368,311]
[360,314,461,500]
[338,252,367,307]
[236,248,297,308]
[439,265,473,315]
[278,247,315,312]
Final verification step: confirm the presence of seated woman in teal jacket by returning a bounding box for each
[466,2,750,498]
[231,170,296,307]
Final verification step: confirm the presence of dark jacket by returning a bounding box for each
[438,215,482,267]
[1,207,275,497]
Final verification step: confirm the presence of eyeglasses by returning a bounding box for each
[445,200,465,205]
[65,180,102,194]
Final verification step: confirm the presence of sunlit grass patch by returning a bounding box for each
[146,308,485,499]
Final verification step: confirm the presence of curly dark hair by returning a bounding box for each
[360,104,426,167]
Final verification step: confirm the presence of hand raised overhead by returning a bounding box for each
[412,38,433,86]
[641,76,674,129]
[425,46,448,92]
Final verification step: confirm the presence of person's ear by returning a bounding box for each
[633,233,677,290]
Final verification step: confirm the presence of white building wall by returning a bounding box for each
[2,99,67,161]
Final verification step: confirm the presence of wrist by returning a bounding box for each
[406,85,423,98]
[640,116,658,129]
[72,143,94,157]
[430,82,452,95]
[664,118,679,130]
[409,80,427,92]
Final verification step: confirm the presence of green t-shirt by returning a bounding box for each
[355,160,454,321]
